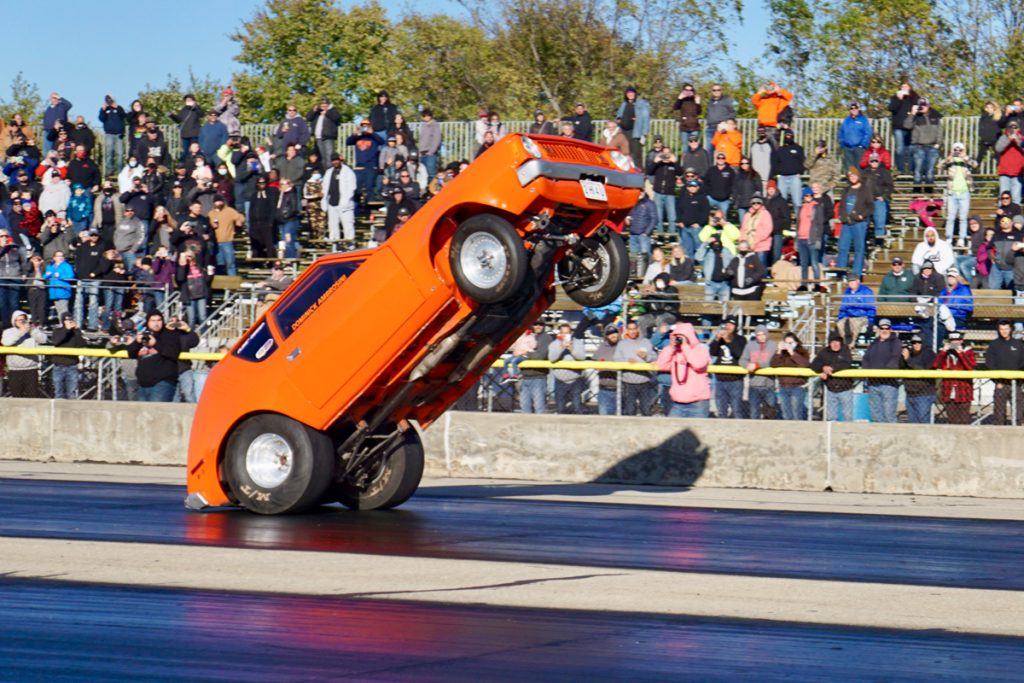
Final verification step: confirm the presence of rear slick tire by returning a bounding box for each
[223,413,334,515]
[334,429,424,511]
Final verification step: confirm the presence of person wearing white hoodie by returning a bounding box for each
[911,226,955,275]
[38,170,71,217]
[1,310,47,397]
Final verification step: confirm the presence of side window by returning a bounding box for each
[234,321,277,363]
[273,260,363,339]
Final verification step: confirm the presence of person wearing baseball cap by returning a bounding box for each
[879,255,913,301]
[901,331,937,423]
[835,164,874,277]
[906,95,942,192]
[839,100,872,171]
[861,316,901,422]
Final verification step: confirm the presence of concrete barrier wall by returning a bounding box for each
[2,400,1022,498]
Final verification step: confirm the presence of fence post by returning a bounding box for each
[823,384,829,422]
[932,303,939,352]
[616,371,622,416]
[1013,379,1018,427]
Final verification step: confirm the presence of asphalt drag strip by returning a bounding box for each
[1,578,1022,682]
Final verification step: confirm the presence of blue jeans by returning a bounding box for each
[872,199,889,239]
[678,226,700,258]
[653,193,676,230]
[842,146,864,171]
[714,379,743,418]
[905,393,935,424]
[892,129,911,173]
[629,233,652,260]
[421,154,438,179]
[187,298,208,326]
[216,241,237,275]
[704,125,718,155]
[705,280,730,302]
[103,133,124,175]
[826,389,855,421]
[867,382,898,422]
[777,174,802,207]
[74,279,100,330]
[597,387,618,416]
[945,192,970,242]
[174,369,198,403]
[120,250,136,270]
[911,145,939,184]
[0,281,19,326]
[621,381,655,416]
[102,286,125,330]
[988,264,1014,290]
[668,400,710,418]
[999,176,1022,204]
[553,378,583,414]
[519,377,547,414]
[280,219,299,258]
[138,379,177,402]
[956,254,977,281]
[797,240,820,282]
[354,167,376,206]
[748,384,777,419]
[836,221,868,276]
[708,197,730,218]
[736,207,748,226]
[778,385,807,420]
[52,365,79,400]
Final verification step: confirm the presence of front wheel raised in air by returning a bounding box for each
[558,230,629,308]
[449,214,528,304]
[333,428,424,511]
[223,413,334,515]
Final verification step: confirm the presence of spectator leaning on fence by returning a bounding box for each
[986,320,1024,425]
[934,330,976,425]
[770,332,811,421]
[708,317,745,418]
[656,322,711,418]
[861,318,901,423]
[614,320,656,417]
[50,313,87,400]
[593,324,621,416]
[547,321,586,415]
[901,333,936,423]
[811,332,855,421]
[1,310,47,398]
[739,324,778,419]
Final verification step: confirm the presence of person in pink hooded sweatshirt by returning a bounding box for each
[656,321,711,417]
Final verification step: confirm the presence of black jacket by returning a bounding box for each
[72,239,107,279]
[307,106,342,140]
[979,112,1001,146]
[250,188,279,227]
[702,164,736,201]
[765,194,791,236]
[50,326,87,367]
[909,271,944,297]
[811,345,854,392]
[838,183,874,223]
[66,158,101,190]
[127,329,182,388]
[986,336,1024,371]
[887,93,917,130]
[369,102,398,133]
[645,154,679,195]
[864,166,893,202]
[902,347,936,396]
[676,190,710,227]
[275,189,300,224]
[709,334,746,382]
[170,105,205,138]
[570,112,592,141]
[732,172,762,209]
[770,142,806,177]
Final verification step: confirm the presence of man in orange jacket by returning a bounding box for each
[752,82,794,143]
[712,119,744,167]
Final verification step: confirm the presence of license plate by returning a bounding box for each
[580,178,607,202]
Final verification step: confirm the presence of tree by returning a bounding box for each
[230,0,390,123]
[0,72,44,128]
[136,70,224,124]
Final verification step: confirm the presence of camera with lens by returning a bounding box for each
[140,332,153,345]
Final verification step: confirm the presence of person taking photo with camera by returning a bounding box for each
[656,321,711,418]
[123,311,182,403]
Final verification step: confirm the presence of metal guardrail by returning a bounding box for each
[15,115,1003,176]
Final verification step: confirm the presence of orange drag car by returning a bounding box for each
[185,133,643,514]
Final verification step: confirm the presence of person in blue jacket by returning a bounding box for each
[936,269,973,344]
[43,92,73,152]
[98,96,127,174]
[838,102,873,171]
[346,119,382,210]
[44,250,75,320]
[198,111,229,162]
[835,273,876,347]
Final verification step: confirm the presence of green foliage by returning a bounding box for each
[0,72,44,126]
[135,70,224,123]
[230,0,389,123]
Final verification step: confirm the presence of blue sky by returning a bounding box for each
[3,0,768,124]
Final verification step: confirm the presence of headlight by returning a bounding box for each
[610,150,633,171]
[521,136,543,159]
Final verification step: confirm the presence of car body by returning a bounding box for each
[186,133,643,513]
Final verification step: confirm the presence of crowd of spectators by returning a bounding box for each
[2,80,1023,413]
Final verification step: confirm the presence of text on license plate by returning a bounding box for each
[580,179,607,201]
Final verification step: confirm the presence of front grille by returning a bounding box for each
[539,140,606,166]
